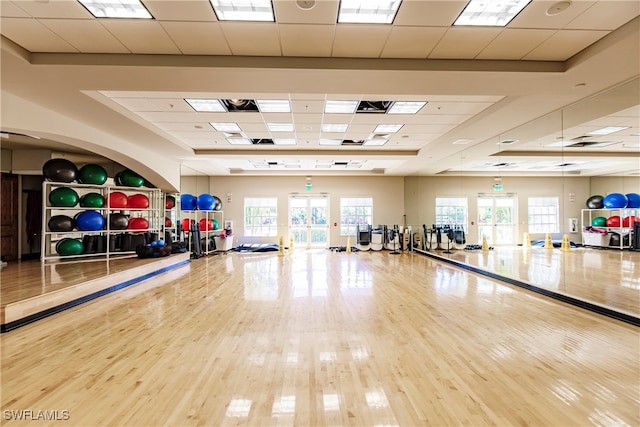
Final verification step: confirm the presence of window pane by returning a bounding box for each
[244,197,278,237]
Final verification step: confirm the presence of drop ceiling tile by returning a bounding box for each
[429,27,502,59]
[39,19,129,53]
[98,20,180,54]
[1,2,30,17]
[476,28,556,60]
[381,26,446,58]
[10,0,90,19]
[145,0,218,21]
[0,17,78,52]
[394,0,467,26]
[160,21,231,55]
[565,1,640,31]
[510,0,595,29]
[293,114,324,124]
[523,29,610,61]
[291,100,325,114]
[220,22,281,56]
[156,123,215,132]
[279,24,334,57]
[274,0,339,24]
[332,25,392,58]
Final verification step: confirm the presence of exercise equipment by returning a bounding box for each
[78,163,108,185]
[165,195,175,209]
[128,193,150,209]
[108,191,128,208]
[606,215,621,227]
[49,187,79,207]
[586,195,604,209]
[199,218,213,231]
[165,217,172,227]
[626,193,640,208]
[213,219,220,230]
[181,218,192,233]
[388,227,400,255]
[180,194,197,211]
[43,158,77,183]
[592,216,607,227]
[48,215,75,232]
[190,222,203,258]
[603,193,628,209]
[197,193,215,210]
[109,213,129,230]
[623,216,637,227]
[75,210,105,231]
[213,195,223,211]
[128,217,149,230]
[356,224,371,251]
[79,192,105,208]
[116,169,145,187]
[56,238,84,256]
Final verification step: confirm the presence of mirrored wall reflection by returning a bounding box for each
[409,78,640,317]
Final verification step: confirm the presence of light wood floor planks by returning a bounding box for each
[1,250,638,426]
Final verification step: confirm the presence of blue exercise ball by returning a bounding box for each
[626,193,640,208]
[180,194,197,211]
[196,193,215,210]
[603,193,628,209]
[75,210,105,231]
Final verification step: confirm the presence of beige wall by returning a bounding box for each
[590,176,640,196]
[1,148,12,173]
[179,176,405,247]
[404,175,593,244]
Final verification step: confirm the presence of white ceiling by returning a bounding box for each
[1,0,639,183]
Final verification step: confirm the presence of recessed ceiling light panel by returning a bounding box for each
[273,139,297,145]
[338,0,402,24]
[319,139,342,146]
[374,124,403,133]
[210,122,242,132]
[267,123,295,132]
[226,138,252,145]
[321,123,349,133]
[257,99,291,113]
[388,101,426,114]
[210,0,275,21]
[78,0,153,18]
[454,0,532,26]
[587,126,629,136]
[324,100,359,114]
[363,139,388,146]
[185,98,226,112]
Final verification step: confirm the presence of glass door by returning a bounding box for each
[289,195,329,248]
[477,194,517,245]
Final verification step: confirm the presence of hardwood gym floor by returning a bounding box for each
[1,249,638,426]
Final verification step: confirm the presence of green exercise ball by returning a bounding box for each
[78,163,108,185]
[49,187,79,207]
[117,169,144,187]
[592,216,607,227]
[56,238,84,256]
[79,192,105,208]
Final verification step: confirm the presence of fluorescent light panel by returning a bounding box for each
[78,0,153,18]
[587,126,629,136]
[324,100,358,114]
[185,98,226,112]
[226,138,252,145]
[257,99,291,113]
[319,139,342,146]
[209,0,274,21]
[210,122,241,132]
[363,139,388,146]
[454,0,531,26]
[273,139,297,145]
[388,101,426,114]
[267,123,294,132]
[373,124,403,133]
[338,0,402,24]
[321,123,349,133]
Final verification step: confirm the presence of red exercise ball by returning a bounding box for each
[109,191,128,208]
[606,215,621,227]
[165,217,172,227]
[128,193,150,209]
[199,218,213,231]
[128,217,149,230]
[165,196,175,209]
[181,218,192,232]
[622,216,637,227]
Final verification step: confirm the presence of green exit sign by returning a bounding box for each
[493,184,503,192]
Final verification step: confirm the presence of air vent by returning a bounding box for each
[341,139,365,146]
[251,138,274,145]
[356,101,392,114]
[221,99,259,112]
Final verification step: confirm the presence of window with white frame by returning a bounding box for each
[528,197,559,233]
[244,197,278,237]
[340,197,373,236]
[435,197,468,229]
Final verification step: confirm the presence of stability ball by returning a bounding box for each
[56,238,84,256]
[78,164,108,185]
[108,191,128,208]
[591,216,607,227]
[199,218,213,231]
[213,195,223,211]
[197,194,215,211]
[109,213,129,230]
[603,193,628,209]
[586,195,604,209]
[166,195,175,209]
[128,194,150,209]
[48,215,75,232]
[49,187,79,207]
[622,216,638,227]
[43,158,78,183]
[606,215,621,227]
[80,192,105,208]
[75,211,105,231]
[128,217,149,230]
[180,194,197,211]
[626,193,640,208]
[213,219,220,230]
[117,169,144,187]
[165,217,172,227]
[181,218,192,232]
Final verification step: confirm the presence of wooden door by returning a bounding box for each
[1,173,19,261]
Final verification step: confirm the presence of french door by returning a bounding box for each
[289,195,329,248]
[477,194,517,245]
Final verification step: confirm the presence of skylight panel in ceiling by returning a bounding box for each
[256,99,291,113]
[387,101,426,114]
[210,0,275,21]
[78,0,153,18]
[453,0,531,27]
[338,0,402,24]
[185,98,226,112]
[324,100,359,114]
